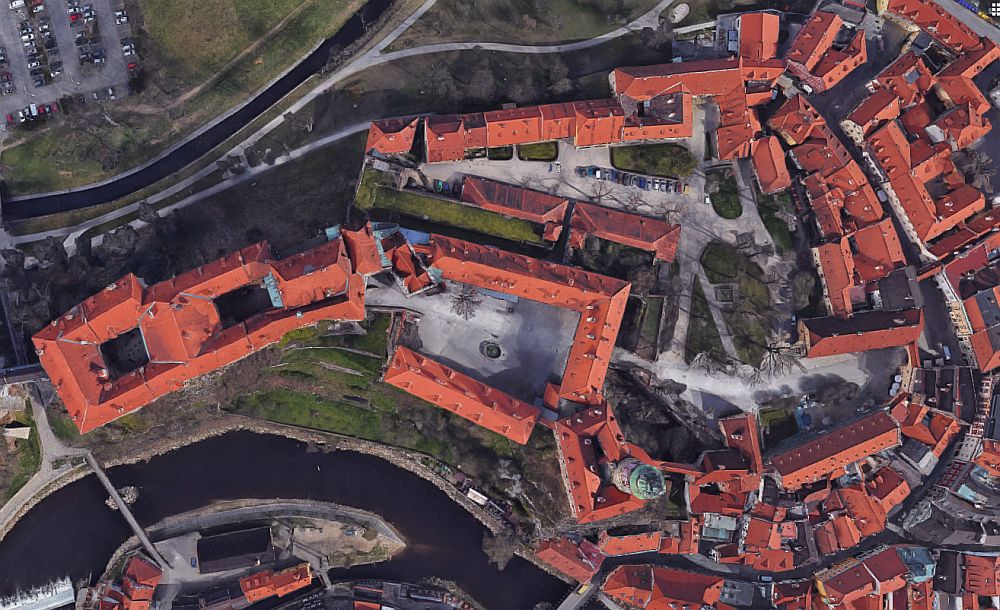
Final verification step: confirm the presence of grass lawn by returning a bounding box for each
[236,390,383,440]
[637,296,663,359]
[700,241,770,366]
[355,168,545,244]
[517,141,558,162]
[708,169,742,219]
[487,146,514,161]
[757,190,794,253]
[386,0,664,48]
[610,143,697,178]
[2,0,365,195]
[759,407,799,449]
[2,408,41,503]
[685,277,725,364]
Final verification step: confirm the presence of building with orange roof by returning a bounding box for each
[603,566,725,610]
[850,218,906,283]
[598,531,663,556]
[812,221,905,318]
[35,235,369,433]
[569,202,681,262]
[366,117,419,155]
[383,346,541,444]
[798,309,923,359]
[866,466,911,511]
[890,399,961,458]
[719,413,764,473]
[484,107,543,147]
[96,554,163,610]
[963,286,1000,371]
[879,0,981,54]
[658,518,701,554]
[769,95,825,146]
[941,39,1000,78]
[843,88,902,142]
[873,52,937,108]
[751,136,791,194]
[814,514,863,554]
[240,563,313,603]
[553,404,668,523]
[424,114,480,163]
[931,103,992,150]
[738,12,780,60]
[811,28,868,92]
[936,76,991,116]
[787,11,842,72]
[461,176,569,242]
[610,56,784,101]
[815,546,927,609]
[769,411,901,490]
[964,554,1000,595]
[535,536,606,583]
[975,440,1000,476]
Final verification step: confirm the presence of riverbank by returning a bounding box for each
[0,408,570,587]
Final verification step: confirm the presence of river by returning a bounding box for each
[1,0,394,221]
[0,432,569,609]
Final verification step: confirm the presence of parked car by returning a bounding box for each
[114,9,127,24]
[26,59,39,68]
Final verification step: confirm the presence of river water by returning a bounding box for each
[0,432,569,609]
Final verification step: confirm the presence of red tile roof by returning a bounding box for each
[611,56,785,101]
[598,531,663,556]
[769,411,902,490]
[874,52,936,108]
[846,88,901,137]
[461,176,569,241]
[768,95,825,145]
[604,566,724,610]
[739,12,780,60]
[940,39,1000,78]
[850,218,906,283]
[366,117,419,155]
[535,536,606,583]
[787,11,842,71]
[569,202,681,262]
[751,136,791,194]
[384,346,540,444]
[965,554,1000,596]
[883,0,981,53]
[800,308,924,358]
[891,400,960,457]
[484,106,543,147]
[976,440,1000,476]
[35,237,368,433]
[239,563,312,604]
[812,28,868,90]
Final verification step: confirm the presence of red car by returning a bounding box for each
[5,114,12,126]
[0,72,10,83]
[47,103,58,113]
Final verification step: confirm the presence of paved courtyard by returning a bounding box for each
[367,276,580,403]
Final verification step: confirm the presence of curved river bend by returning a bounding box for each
[0,432,569,609]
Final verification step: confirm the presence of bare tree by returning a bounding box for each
[451,285,483,320]
[623,192,644,212]
[591,181,614,204]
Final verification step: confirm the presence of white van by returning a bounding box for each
[8,0,24,8]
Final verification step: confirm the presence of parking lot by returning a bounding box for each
[0,0,135,125]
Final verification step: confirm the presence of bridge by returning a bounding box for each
[84,452,170,569]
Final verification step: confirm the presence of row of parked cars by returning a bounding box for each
[575,165,690,194]
[5,100,57,124]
